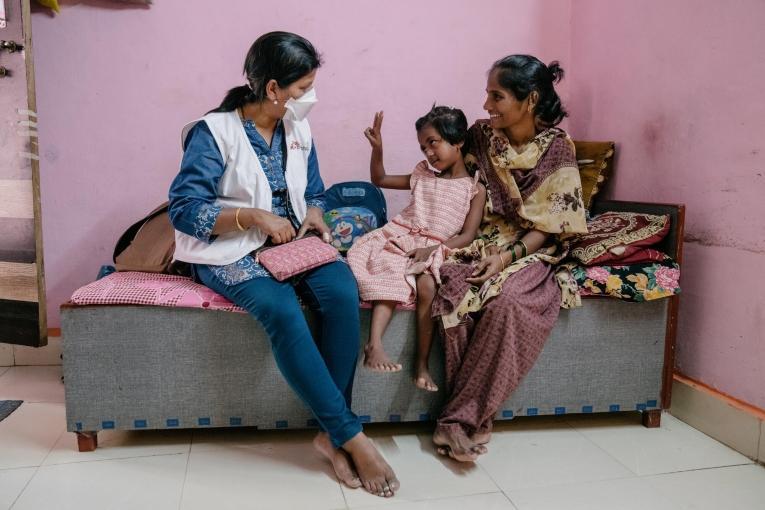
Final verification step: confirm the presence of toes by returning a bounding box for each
[341,468,363,489]
[370,480,384,497]
[452,449,479,462]
[387,475,400,492]
[472,444,488,455]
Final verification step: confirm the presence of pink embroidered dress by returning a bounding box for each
[348,161,480,304]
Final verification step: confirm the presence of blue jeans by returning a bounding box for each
[195,260,363,448]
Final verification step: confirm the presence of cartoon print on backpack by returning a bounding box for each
[323,206,378,253]
[331,220,355,249]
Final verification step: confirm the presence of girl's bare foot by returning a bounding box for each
[342,432,399,497]
[414,367,438,392]
[433,426,483,462]
[364,344,402,372]
[313,432,362,489]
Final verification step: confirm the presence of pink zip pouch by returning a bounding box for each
[257,235,338,281]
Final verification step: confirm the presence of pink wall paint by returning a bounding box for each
[32,0,571,327]
[568,1,765,408]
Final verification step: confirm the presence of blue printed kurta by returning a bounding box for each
[168,118,325,284]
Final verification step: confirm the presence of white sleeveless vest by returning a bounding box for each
[173,111,312,265]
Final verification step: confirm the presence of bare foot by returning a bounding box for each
[414,367,438,392]
[433,426,483,462]
[364,344,402,372]
[342,432,399,498]
[313,432,362,489]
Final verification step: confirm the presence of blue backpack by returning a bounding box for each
[323,181,388,253]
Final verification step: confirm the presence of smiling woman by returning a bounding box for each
[431,54,588,463]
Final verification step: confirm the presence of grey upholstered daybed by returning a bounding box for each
[61,199,684,452]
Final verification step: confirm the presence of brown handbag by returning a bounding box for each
[113,202,189,276]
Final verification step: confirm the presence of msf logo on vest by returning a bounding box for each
[289,140,311,152]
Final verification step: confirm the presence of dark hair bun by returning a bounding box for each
[211,31,322,113]
[490,54,568,127]
[547,61,564,84]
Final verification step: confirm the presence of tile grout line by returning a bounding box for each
[566,414,756,477]
[338,477,350,510]
[348,489,506,509]
[8,415,67,510]
[562,416,643,477]
[499,489,522,510]
[638,462,760,479]
[43,451,190,468]
[177,431,194,510]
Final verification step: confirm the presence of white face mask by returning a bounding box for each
[283,88,317,122]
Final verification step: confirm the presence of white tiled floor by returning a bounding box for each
[0,367,764,510]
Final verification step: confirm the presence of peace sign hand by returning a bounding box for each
[363,111,384,151]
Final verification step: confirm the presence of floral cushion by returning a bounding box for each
[569,212,670,265]
[572,259,681,302]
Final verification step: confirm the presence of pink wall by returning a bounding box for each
[568,0,765,408]
[32,0,571,327]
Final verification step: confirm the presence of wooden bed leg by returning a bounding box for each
[76,431,98,452]
[641,409,662,428]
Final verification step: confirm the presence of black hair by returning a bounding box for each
[415,105,469,155]
[211,31,322,113]
[490,55,567,127]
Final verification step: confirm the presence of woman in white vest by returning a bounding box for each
[168,32,398,498]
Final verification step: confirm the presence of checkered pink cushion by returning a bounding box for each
[70,272,245,313]
[70,271,416,313]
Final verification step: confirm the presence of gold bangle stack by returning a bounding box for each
[235,207,246,231]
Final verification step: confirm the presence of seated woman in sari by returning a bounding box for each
[432,55,588,462]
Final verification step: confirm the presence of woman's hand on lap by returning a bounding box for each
[465,254,504,285]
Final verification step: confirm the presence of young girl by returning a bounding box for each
[348,106,486,392]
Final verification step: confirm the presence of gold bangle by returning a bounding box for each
[234,208,246,231]
[499,252,506,271]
